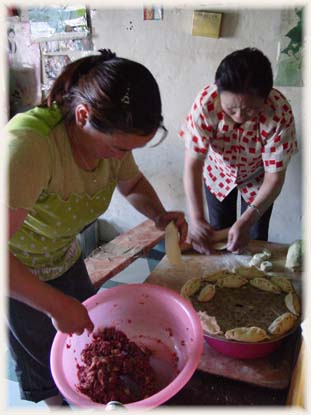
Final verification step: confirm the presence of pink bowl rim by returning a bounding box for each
[204,335,282,359]
[51,283,204,409]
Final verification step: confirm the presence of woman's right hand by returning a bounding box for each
[9,207,94,336]
[50,294,94,336]
[188,218,214,254]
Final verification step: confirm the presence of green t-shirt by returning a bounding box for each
[6,105,139,281]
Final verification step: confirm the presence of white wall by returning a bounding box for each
[91,7,302,243]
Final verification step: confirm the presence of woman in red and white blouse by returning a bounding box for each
[180,48,297,254]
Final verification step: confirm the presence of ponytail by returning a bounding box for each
[44,49,116,108]
[42,49,162,135]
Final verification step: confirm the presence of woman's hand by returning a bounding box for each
[226,219,252,253]
[188,218,214,254]
[227,170,287,253]
[154,211,188,245]
[50,295,94,336]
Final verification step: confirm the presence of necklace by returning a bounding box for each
[67,125,99,183]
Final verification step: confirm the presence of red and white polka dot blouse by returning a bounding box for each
[179,83,298,204]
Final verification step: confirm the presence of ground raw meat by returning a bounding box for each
[76,327,159,404]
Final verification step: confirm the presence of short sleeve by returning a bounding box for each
[179,85,218,160]
[261,92,298,173]
[7,130,51,209]
[116,151,140,181]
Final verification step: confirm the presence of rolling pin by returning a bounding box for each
[181,227,229,252]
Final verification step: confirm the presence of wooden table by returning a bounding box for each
[145,240,303,406]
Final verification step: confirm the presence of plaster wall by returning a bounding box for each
[91,7,303,243]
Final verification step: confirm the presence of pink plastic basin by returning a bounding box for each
[204,334,283,359]
[50,283,203,409]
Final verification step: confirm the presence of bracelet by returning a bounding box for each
[248,203,261,218]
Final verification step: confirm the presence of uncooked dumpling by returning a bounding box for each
[249,253,264,267]
[225,326,269,342]
[197,283,216,302]
[216,275,248,288]
[180,277,202,298]
[233,266,267,279]
[260,261,273,272]
[285,292,301,316]
[285,240,303,271]
[249,249,272,267]
[268,312,297,335]
[270,276,294,293]
[249,277,281,293]
[262,248,272,259]
[198,311,223,335]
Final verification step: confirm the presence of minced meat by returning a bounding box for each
[76,327,159,404]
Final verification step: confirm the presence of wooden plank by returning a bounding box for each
[146,240,302,293]
[85,220,164,289]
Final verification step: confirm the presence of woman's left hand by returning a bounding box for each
[154,211,188,245]
[226,219,252,253]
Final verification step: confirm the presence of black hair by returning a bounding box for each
[215,48,273,99]
[43,49,162,136]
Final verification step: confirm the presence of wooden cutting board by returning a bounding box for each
[145,240,302,389]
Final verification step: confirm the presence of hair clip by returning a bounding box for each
[121,87,130,105]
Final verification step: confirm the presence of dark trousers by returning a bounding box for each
[8,255,97,403]
[205,187,273,241]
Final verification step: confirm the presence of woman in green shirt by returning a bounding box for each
[7,49,187,407]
